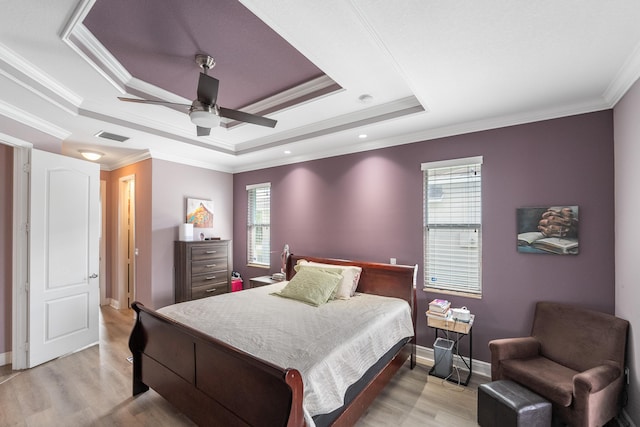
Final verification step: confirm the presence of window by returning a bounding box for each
[422,156,482,296]
[247,182,271,267]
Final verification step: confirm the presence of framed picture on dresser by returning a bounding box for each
[186,197,214,239]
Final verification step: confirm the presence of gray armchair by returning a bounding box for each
[489,301,629,427]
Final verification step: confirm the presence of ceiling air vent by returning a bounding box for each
[95,131,129,142]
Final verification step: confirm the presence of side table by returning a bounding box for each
[426,313,474,385]
[249,275,279,288]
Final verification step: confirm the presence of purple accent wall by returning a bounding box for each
[233,110,615,362]
[0,144,12,356]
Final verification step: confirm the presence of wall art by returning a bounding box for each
[516,206,579,255]
[186,197,214,239]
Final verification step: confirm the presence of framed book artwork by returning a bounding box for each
[516,206,579,255]
[186,197,214,240]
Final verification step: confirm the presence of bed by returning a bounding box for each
[128,254,417,426]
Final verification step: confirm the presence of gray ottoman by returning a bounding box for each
[478,380,551,427]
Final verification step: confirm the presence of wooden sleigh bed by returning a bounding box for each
[128,254,417,426]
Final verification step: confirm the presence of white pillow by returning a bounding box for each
[295,260,362,299]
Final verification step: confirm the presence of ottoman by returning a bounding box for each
[477,380,551,427]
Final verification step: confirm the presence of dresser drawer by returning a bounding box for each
[191,271,228,288]
[191,244,228,261]
[192,282,228,300]
[192,260,227,275]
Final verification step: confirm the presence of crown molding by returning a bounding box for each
[78,106,236,155]
[0,132,34,149]
[147,150,234,174]
[234,95,424,153]
[59,0,96,41]
[0,99,71,140]
[603,38,640,106]
[223,75,342,129]
[64,23,129,94]
[0,43,82,114]
[230,96,611,173]
[101,149,152,172]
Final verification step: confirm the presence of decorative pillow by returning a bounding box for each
[295,260,362,299]
[273,268,342,306]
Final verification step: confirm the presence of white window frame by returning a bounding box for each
[247,182,271,268]
[422,156,482,296]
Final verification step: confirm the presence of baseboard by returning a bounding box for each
[0,351,11,367]
[108,298,120,309]
[416,344,491,379]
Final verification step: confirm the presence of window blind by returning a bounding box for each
[247,183,271,266]
[422,157,482,295]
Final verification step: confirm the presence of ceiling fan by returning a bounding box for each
[118,54,277,136]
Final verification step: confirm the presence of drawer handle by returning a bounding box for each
[205,264,217,268]
[205,288,217,293]
[205,250,217,254]
[205,276,216,280]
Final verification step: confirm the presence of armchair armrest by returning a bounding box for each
[490,337,541,361]
[574,360,621,396]
[489,337,540,380]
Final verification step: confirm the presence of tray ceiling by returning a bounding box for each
[1,1,640,172]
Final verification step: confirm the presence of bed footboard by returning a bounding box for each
[129,302,305,427]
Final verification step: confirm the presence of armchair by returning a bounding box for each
[489,301,628,427]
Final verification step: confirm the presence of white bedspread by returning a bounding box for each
[157,282,414,423]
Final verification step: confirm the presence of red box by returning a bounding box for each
[231,278,243,292]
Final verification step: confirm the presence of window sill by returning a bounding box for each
[423,288,482,299]
[247,263,270,269]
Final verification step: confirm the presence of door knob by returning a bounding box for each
[89,273,98,279]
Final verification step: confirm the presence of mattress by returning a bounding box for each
[157,281,414,425]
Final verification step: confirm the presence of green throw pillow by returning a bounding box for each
[273,268,342,306]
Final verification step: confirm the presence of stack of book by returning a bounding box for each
[427,298,451,319]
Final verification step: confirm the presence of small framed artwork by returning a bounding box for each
[516,206,579,255]
[186,197,214,239]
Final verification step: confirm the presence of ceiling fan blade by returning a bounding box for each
[197,73,219,106]
[218,107,277,128]
[118,97,191,109]
[196,126,211,137]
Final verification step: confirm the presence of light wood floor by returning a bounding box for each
[0,306,486,426]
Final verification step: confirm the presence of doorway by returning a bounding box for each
[117,175,136,309]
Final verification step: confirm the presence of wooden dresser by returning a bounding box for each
[174,240,231,303]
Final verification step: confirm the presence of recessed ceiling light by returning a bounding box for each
[358,134,368,139]
[358,94,373,104]
[284,150,291,154]
[79,150,104,161]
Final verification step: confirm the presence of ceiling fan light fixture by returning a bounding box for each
[79,150,104,161]
[190,109,220,128]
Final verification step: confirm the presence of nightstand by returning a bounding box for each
[249,275,279,288]
[426,313,474,385]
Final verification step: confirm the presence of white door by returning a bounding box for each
[28,150,100,367]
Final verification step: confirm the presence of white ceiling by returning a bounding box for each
[1,0,640,173]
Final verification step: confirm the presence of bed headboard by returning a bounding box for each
[285,254,417,308]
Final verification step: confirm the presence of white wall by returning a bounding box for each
[614,76,640,425]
